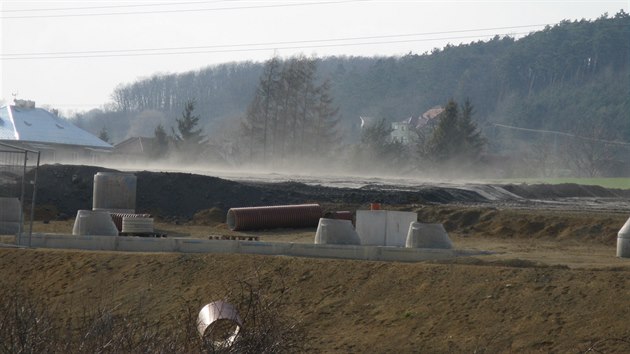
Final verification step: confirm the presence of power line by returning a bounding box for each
[1,0,365,19]
[2,23,548,59]
[0,1,224,13]
[0,31,533,60]
[493,123,630,147]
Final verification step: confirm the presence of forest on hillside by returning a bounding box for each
[72,11,630,177]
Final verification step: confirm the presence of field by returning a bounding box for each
[494,177,630,190]
[2,164,630,352]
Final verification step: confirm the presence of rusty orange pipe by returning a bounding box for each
[226,204,322,231]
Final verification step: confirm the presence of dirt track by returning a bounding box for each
[2,164,630,352]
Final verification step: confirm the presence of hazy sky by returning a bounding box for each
[1,0,627,114]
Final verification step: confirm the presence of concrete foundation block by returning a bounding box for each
[406,222,453,249]
[356,210,417,247]
[314,218,361,245]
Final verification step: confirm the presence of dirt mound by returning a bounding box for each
[416,205,627,244]
[29,164,492,220]
[26,164,629,221]
[191,207,225,225]
[501,183,630,199]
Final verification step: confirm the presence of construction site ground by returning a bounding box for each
[1,164,630,352]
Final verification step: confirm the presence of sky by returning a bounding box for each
[1,0,628,115]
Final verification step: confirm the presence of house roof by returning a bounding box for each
[422,107,444,120]
[0,105,112,149]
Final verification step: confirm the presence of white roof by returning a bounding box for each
[0,105,112,149]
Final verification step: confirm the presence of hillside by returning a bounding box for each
[73,12,629,148]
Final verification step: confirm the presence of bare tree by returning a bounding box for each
[562,116,616,177]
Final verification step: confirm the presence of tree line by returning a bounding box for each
[69,11,629,176]
[239,56,339,165]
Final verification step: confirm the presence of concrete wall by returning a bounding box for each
[19,233,461,262]
[355,210,417,247]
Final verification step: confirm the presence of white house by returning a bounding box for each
[0,100,112,162]
[390,106,444,145]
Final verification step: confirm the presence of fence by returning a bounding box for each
[0,142,40,246]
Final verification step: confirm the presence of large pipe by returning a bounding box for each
[227,204,322,231]
[93,172,137,213]
[197,301,242,346]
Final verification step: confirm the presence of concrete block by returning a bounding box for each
[356,210,387,245]
[617,216,630,258]
[385,211,418,247]
[239,241,284,256]
[20,233,467,263]
[314,218,361,245]
[406,222,453,249]
[72,210,118,236]
[117,237,175,253]
[175,239,238,254]
[356,210,417,247]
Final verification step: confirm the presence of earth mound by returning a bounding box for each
[22,164,630,221]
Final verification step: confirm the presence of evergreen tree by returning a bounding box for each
[425,99,485,163]
[173,99,205,155]
[152,123,169,158]
[457,99,485,157]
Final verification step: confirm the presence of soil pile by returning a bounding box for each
[415,205,627,244]
[30,164,490,219]
[501,183,630,199]
[26,164,630,220]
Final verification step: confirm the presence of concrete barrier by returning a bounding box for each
[19,233,476,262]
[406,222,453,249]
[356,210,417,247]
[314,218,361,245]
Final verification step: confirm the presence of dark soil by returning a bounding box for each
[28,164,490,220]
[22,164,630,221]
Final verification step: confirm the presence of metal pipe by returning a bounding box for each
[197,301,242,347]
[227,204,322,231]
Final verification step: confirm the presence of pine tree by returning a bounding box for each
[458,98,485,157]
[173,99,205,155]
[152,123,169,158]
[425,99,485,163]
